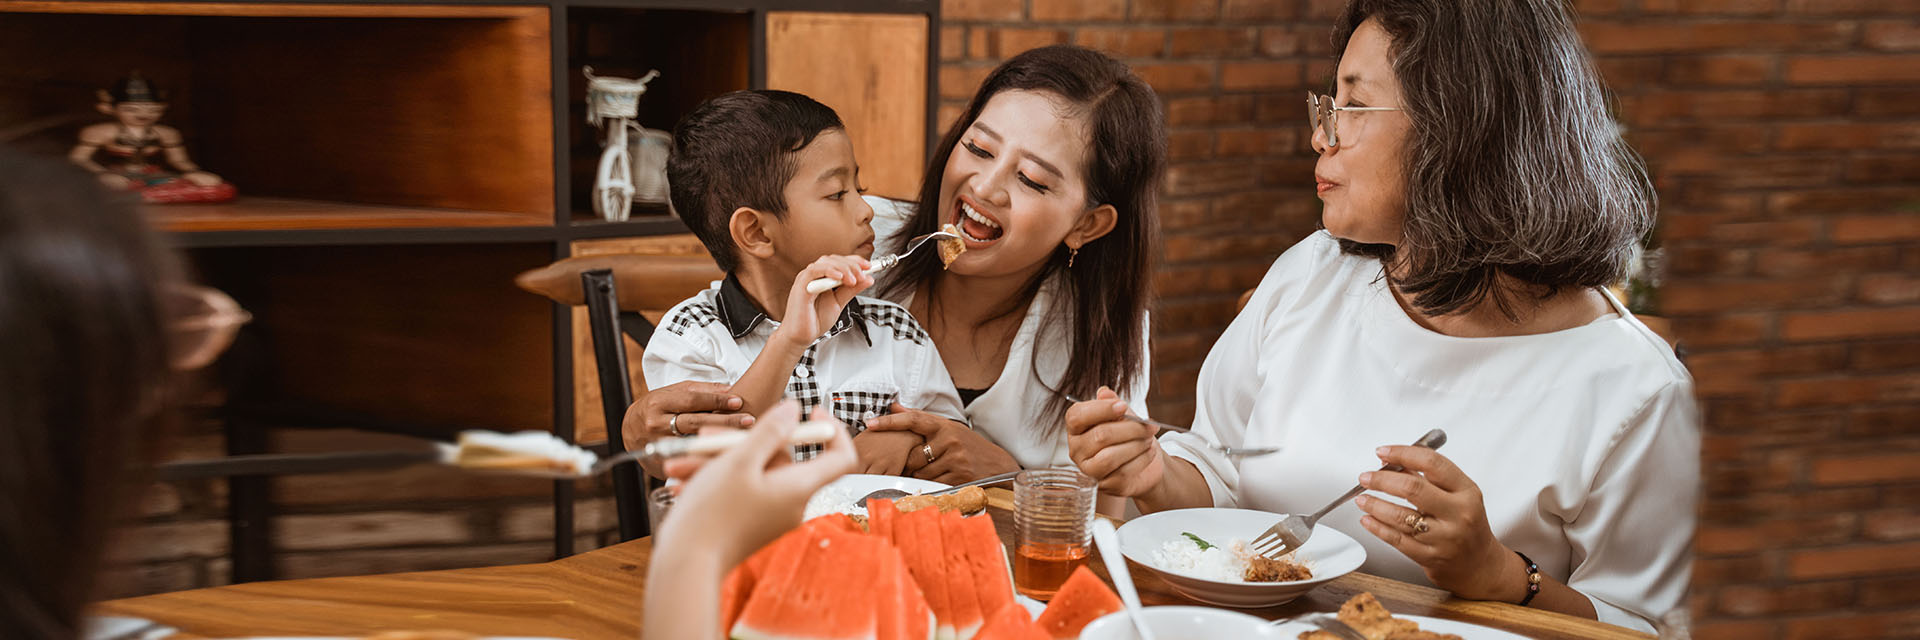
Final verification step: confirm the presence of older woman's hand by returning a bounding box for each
[1354,445,1527,602]
[1065,386,1166,497]
[865,402,1018,484]
[621,380,753,452]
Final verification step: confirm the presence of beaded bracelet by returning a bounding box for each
[1516,550,1543,607]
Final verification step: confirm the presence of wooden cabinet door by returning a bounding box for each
[766,11,929,202]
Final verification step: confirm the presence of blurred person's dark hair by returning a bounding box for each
[1333,0,1656,319]
[0,146,182,639]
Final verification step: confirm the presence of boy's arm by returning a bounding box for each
[734,256,873,416]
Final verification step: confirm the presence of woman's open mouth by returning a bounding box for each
[954,197,1004,246]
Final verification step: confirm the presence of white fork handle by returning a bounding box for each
[803,256,895,294]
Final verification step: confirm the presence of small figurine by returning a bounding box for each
[69,72,236,204]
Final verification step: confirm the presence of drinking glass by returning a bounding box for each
[647,485,675,529]
[1013,468,1097,599]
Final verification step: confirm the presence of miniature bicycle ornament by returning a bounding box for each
[585,67,663,222]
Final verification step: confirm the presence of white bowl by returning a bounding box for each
[1079,606,1287,640]
[803,473,949,520]
[1117,508,1366,608]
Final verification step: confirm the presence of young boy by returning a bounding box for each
[644,90,965,471]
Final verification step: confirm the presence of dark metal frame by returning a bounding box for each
[19,0,941,577]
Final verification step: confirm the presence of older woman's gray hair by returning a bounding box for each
[1333,0,1655,319]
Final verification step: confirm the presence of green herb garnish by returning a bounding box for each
[1181,532,1214,550]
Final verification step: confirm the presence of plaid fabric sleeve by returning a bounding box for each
[641,302,731,389]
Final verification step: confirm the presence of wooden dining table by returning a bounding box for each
[99,489,1653,639]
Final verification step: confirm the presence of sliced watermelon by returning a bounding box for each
[1033,566,1122,639]
[932,512,983,639]
[731,526,886,640]
[895,507,957,640]
[951,513,1017,623]
[867,497,898,539]
[876,536,935,640]
[728,525,818,638]
[971,603,1046,640]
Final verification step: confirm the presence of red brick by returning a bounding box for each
[1786,54,1920,85]
[1672,313,1773,348]
[1161,232,1294,263]
[1596,57,1666,86]
[1212,127,1296,157]
[1855,339,1920,370]
[1151,330,1214,364]
[1693,556,1774,585]
[1166,161,1260,196]
[1571,0,1628,15]
[1134,62,1217,93]
[1852,406,1920,438]
[940,26,965,61]
[1074,27,1166,58]
[1864,510,1920,542]
[1169,27,1256,58]
[1776,373,1920,407]
[1786,0,1920,14]
[1789,542,1920,580]
[1220,61,1303,90]
[1782,307,1920,341]
[1865,21,1920,51]
[1167,130,1213,161]
[1578,22,1854,54]
[1666,246,1752,277]
[1753,247,1901,277]
[1156,295,1240,328]
[1622,89,1851,125]
[1832,215,1920,244]
[1783,611,1920,640]
[1031,0,1125,21]
[1257,26,1304,57]
[1859,273,1920,304]
[1706,449,1807,494]
[1767,187,1920,214]
[938,65,993,100]
[1812,452,1920,485]
[1642,0,1780,13]
[942,0,1023,21]
[1860,576,1920,608]
[937,103,966,132]
[1255,156,1317,188]
[1699,514,1859,554]
[966,28,990,59]
[1660,277,1843,314]
[1686,346,1849,392]
[1705,487,1880,520]
[989,28,1067,58]
[1159,199,1213,229]
[1708,219,1823,247]
[1847,156,1920,184]
[1857,88,1920,116]
[1303,0,1344,19]
[1715,582,1857,616]
[1167,95,1255,126]
[1129,0,1220,21]
[1665,54,1777,85]
[1220,0,1295,19]
[1776,123,1920,151]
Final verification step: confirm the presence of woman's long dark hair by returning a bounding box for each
[879,45,1165,430]
[1333,0,1656,319]
[0,147,179,639]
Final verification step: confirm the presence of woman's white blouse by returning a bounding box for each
[869,196,1152,470]
[1160,231,1698,632]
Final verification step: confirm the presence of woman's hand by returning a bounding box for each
[852,428,924,476]
[864,402,1018,484]
[1065,386,1166,497]
[622,380,752,451]
[1354,445,1525,602]
[656,400,857,564]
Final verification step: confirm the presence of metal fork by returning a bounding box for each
[806,229,961,294]
[1250,428,1447,560]
[1064,394,1281,458]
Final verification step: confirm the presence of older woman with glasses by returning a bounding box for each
[1067,0,1696,632]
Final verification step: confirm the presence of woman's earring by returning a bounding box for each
[1068,246,1078,269]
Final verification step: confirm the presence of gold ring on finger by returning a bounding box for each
[922,443,936,464]
[1411,514,1431,535]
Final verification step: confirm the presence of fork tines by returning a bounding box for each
[1251,525,1302,560]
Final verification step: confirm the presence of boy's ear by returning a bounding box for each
[1066,203,1118,251]
[729,206,778,260]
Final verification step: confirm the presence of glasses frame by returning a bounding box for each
[1307,92,1400,149]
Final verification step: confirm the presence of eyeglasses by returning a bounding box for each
[166,284,250,371]
[1307,93,1400,149]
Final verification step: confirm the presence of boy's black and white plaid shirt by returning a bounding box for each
[642,274,967,436]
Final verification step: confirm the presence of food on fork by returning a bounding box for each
[893,485,987,514]
[446,430,595,476]
[1297,592,1463,640]
[937,223,967,266]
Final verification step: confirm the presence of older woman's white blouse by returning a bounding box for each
[1160,231,1697,632]
[869,197,1152,470]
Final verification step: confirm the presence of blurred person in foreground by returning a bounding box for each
[643,399,855,640]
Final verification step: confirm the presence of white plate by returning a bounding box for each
[1117,508,1366,608]
[1080,606,1287,639]
[1270,613,1532,639]
[803,473,950,519]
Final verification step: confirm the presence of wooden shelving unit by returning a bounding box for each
[1,0,936,576]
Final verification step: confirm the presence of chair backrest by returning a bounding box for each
[580,268,650,541]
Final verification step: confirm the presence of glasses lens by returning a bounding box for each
[1308,94,1338,148]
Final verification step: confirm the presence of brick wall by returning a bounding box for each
[940,0,1918,636]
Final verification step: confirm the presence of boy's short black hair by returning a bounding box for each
[668,89,844,272]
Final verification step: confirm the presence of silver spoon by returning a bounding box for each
[1063,395,1282,458]
[853,470,1021,510]
[806,229,962,294]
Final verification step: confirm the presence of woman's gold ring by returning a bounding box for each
[1406,513,1431,535]
[668,413,684,437]
[922,443,936,464]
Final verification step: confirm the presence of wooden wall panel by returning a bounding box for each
[766,11,928,202]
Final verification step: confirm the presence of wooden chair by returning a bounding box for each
[514,253,722,545]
